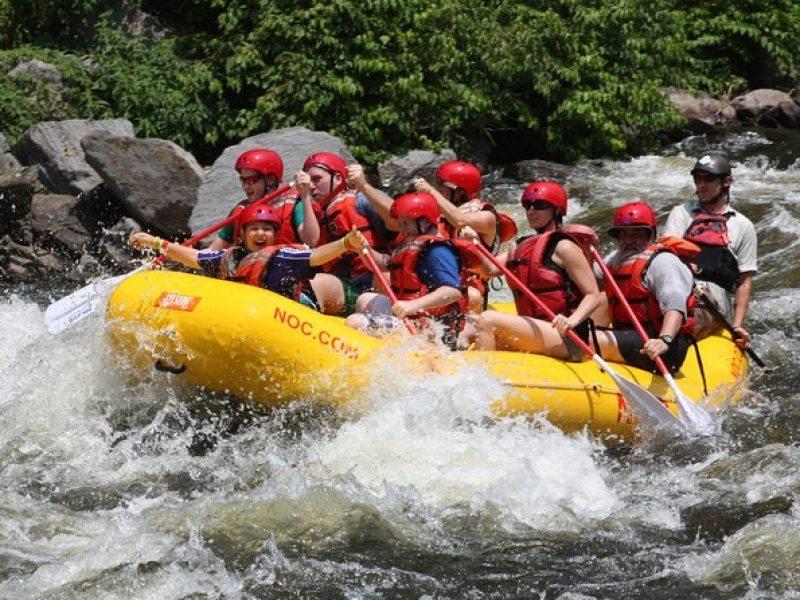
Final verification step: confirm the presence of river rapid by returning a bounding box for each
[2,130,799,599]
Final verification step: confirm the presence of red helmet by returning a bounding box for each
[235,149,284,181]
[608,202,657,238]
[389,192,441,223]
[237,204,281,231]
[303,152,348,179]
[435,161,482,199]
[521,181,568,215]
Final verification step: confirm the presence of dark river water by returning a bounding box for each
[2,129,799,598]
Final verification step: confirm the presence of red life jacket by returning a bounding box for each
[683,212,740,292]
[319,190,378,278]
[230,192,321,246]
[608,244,696,333]
[218,244,307,299]
[507,230,584,319]
[267,190,323,245]
[387,234,468,326]
[439,200,516,298]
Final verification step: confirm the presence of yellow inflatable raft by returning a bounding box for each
[106,270,748,441]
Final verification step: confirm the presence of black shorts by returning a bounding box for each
[613,329,692,374]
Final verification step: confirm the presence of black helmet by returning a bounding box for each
[691,152,731,177]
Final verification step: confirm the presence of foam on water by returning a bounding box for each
[305,352,618,531]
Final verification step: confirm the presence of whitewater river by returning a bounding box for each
[2,130,799,598]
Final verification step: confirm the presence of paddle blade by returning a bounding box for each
[45,269,142,334]
[666,374,717,436]
[593,355,687,434]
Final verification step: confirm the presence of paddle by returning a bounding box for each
[696,290,766,368]
[590,247,716,435]
[359,245,416,334]
[45,183,292,334]
[473,242,687,434]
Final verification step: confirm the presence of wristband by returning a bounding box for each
[161,239,170,251]
[341,236,349,252]
[150,236,164,250]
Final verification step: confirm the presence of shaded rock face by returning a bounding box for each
[0,167,42,230]
[376,149,457,197]
[82,134,204,239]
[20,118,135,196]
[191,126,355,234]
[29,194,92,257]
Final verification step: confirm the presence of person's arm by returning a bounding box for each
[552,239,601,332]
[392,244,462,318]
[639,253,693,358]
[129,232,202,269]
[347,164,398,229]
[309,228,376,267]
[393,285,462,319]
[731,271,754,347]
[294,171,321,246]
[413,177,497,243]
[662,204,691,238]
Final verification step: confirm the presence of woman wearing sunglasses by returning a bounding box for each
[208,148,321,251]
[473,181,601,360]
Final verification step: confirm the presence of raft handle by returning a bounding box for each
[155,360,186,375]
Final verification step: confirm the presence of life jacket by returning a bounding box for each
[218,244,307,299]
[230,192,321,246]
[319,189,378,278]
[683,212,740,293]
[387,235,470,338]
[439,200,517,299]
[608,244,696,334]
[267,190,323,245]
[507,230,584,319]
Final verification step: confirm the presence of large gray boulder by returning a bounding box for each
[376,149,457,197]
[731,89,800,128]
[664,87,738,130]
[20,118,135,196]
[190,126,355,234]
[82,134,204,238]
[511,159,574,183]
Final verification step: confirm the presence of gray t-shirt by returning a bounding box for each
[662,201,757,317]
[604,248,694,318]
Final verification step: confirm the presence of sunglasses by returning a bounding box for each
[239,174,263,186]
[521,199,552,211]
[692,172,721,183]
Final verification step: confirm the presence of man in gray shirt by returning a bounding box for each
[662,152,757,348]
[595,202,695,373]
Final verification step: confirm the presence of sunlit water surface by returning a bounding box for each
[2,130,800,598]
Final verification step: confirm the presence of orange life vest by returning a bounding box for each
[387,235,468,325]
[507,230,584,319]
[218,244,307,299]
[319,190,378,278]
[608,244,696,333]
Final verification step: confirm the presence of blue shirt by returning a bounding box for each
[418,243,461,290]
[355,192,398,246]
[197,247,316,297]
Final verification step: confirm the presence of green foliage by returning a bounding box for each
[0,0,799,163]
[0,46,100,147]
[90,21,224,153]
